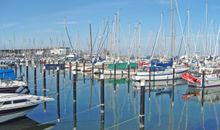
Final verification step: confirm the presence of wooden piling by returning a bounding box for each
[43,66,46,92]
[172,67,175,106]
[73,71,77,114]
[202,69,205,88]
[53,60,55,76]
[43,66,47,111]
[75,62,78,75]
[63,61,66,78]
[19,63,22,76]
[14,63,17,78]
[139,80,145,129]
[34,65,37,95]
[26,61,28,82]
[48,60,50,75]
[83,61,86,73]
[69,62,72,80]
[149,67,151,101]
[102,63,105,74]
[127,62,130,79]
[56,67,60,122]
[100,74,105,114]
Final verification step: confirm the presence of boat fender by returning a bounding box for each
[15,86,24,93]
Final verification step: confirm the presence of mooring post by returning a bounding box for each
[100,74,105,114]
[53,60,55,76]
[114,62,116,78]
[48,60,50,75]
[75,61,78,75]
[92,62,94,79]
[14,63,17,78]
[172,66,175,107]
[153,71,155,87]
[113,62,116,91]
[127,62,130,80]
[34,65,37,95]
[100,74,105,130]
[149,67,151,101]
[19,62,23,80]
[63,61,66,78]
[202,68,205,88]
[43,65,47,112]
[43,66,46,92]
[26,60,29,82]
[73,71,77,114]
[83,61,86,73]
[139,79,145,129]
[56,67,60,122]
[102,63,105,74]
[69,62,72,80]
[201,68,205,111]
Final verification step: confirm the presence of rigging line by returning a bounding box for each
[177,16,187,58]
[97,26,110,56]
[96,21,110,56]
[150,28,161,59]
[64,19,74,51]
[104,115,138,130]
[174,0,187,57]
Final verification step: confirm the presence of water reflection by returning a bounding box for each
[2,64,220,130]
[0,117,55,130]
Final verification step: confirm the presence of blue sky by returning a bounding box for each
[0,0,220,55]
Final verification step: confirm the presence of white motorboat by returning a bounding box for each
[0,80,29,94]
[0,93,54,123]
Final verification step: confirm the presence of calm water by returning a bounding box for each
[2,65,220,130]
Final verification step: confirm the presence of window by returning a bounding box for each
[3,101,12,105]
[13,99,28,104]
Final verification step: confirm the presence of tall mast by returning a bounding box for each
[171,0,176,61]
[89,24,93,60]
[64,18,74,51]
[117,11,120,59]
[187,9,190,57]
[113,14,117,59]
[205,0,208,56]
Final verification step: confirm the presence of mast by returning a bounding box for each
[113,14,117,60]
[64,18,74,52]
[171,0,176,63]
[89,24,93,60]
[205,0,208,56]
[117,11,120,59]
[187,9,190,57]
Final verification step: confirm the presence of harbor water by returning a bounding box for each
[2,64,220,130]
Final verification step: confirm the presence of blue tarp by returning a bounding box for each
[45,64,65,70]
[151,58,173,68]
[0,69,16,80]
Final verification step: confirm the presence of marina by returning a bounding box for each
[1,0,220,129]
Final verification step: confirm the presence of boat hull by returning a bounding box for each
[133,68,188,81]
[0,105,37,123]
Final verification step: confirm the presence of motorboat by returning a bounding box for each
[0,80,29,94]
[0,93,54,123]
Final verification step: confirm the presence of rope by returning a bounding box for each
[104,115,138,130]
